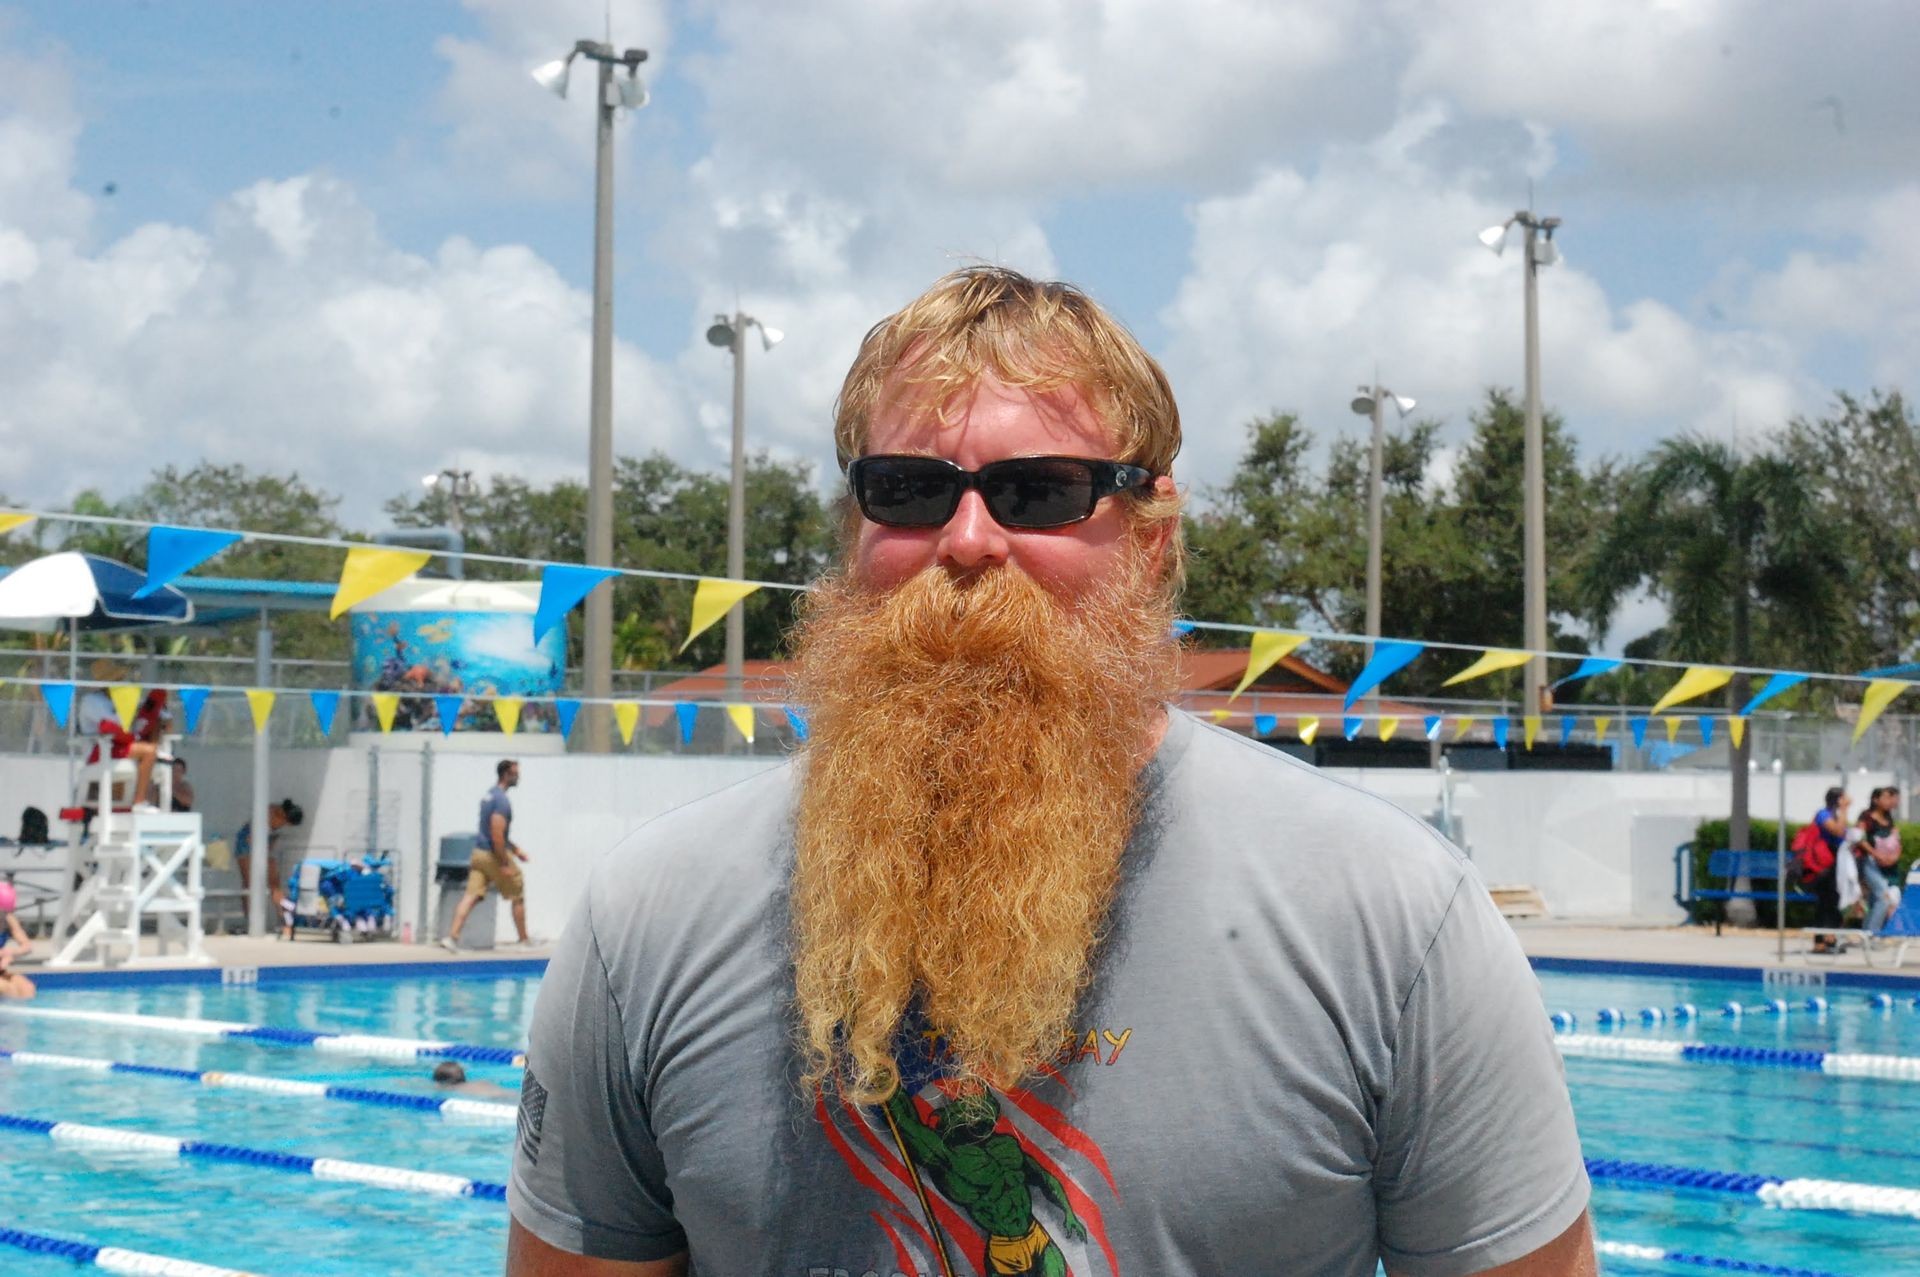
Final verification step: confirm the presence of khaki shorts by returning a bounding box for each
[466,848,524,902]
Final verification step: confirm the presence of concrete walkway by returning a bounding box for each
[12,933,550,978]
[1513,917,1919,976]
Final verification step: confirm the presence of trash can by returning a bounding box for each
[433,833,494,950]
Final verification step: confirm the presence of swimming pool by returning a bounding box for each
[2,965,1918,1274]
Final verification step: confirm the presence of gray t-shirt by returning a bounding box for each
[479,785,513,849]
[509,711,1588,1276]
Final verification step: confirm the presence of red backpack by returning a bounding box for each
[1791,821,1834,879]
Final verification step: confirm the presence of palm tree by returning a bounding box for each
[1580,436,1847,904]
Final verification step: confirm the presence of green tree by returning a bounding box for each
[1579,437,1847,860]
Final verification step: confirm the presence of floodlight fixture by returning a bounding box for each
[531,57,574,98]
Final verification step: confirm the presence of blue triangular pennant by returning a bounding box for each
[1423,715,1443,741]
[676,702,699,745]
[309,690,340,735]
[40,682,74,729]
[1559,715,1574,746]
[1552,656,1623,689]
[1630,717,1649,749]
[533,565,620,644]
[1739,671,1807,717]
[1699,716,1715,747]
[1492,716,1510,750]
[1343,641,1424,709]
[1253,713,1278,737]
[1171,620,1197,637]
[1343,715,1363,741]
[554,698,580,738]
[785,707,809,741]
[433,693,462,736]
[178,686,210,734]
[137,526,241,598]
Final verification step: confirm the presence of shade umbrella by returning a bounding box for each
[0,551,193,631]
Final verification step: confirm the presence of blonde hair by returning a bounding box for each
[833,266,1185,586]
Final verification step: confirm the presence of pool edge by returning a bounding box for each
[1529,954,1920,990]
[23,957,549,989]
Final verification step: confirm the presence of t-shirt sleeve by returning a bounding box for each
[1373,872,1590,1276]
[507,890,688,1262]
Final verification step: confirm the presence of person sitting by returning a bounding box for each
[168,758,195,813]
[236,799,304,895]
[0,881,35,1000]
[74,661,164,813]
[430,1060,515,1099]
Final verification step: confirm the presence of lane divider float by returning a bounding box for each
[0,1112,506,1202]
[0,1047,514,1123]
[0,1225,264,1276]
[1588,1155,1920,1220]
[1595,1238,1840,1277]
[1556,1033,1920,1082]
[0,1005,524,1067]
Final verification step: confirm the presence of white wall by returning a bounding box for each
[2,741,1889,937]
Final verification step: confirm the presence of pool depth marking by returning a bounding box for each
[0,1047,515,1123]
[0,1225,265,1277]
[1555,1032,1920,1082]
[0,1004,525,1067]
[0,1111,508,1202]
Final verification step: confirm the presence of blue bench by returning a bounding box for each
[1675,847,1814,934]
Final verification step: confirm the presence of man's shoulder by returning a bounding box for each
[1162,711,1467,881]
[587,762,795,907]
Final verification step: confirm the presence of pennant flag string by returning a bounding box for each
[1630,717,1649,749]
[1698,716,1715,747]
[308,690,340,735]
[1253,712,1278,737]
[0,512,34,536]
[533,565,620,643]
[1423,715,1443,741]
[554,698,581,739]
[1593,716,1612,745]
[1440,649,1531,688]
[1231,631,1308,700]
[108,685,144,728]
[1553,656,1623,689]
[1728,717,1745,749]
[494,697,523,736]
[371,693,399,734]
[1522,716,1540,751]
[40,682,73,729]
[1650,666,1733,715]
[675,701,699,745]
[244,689,275,734]
[1559,715,1574,746]
[784,707,810,742]
[1853,680,1912,744]
[725,704,756,744]
[1663,716,1682,745]
[1492,717,1510,750]
[330,547,432,619]
[1739,671,1809,717]
[137,527,241,599]
[1378,717,1399,742]
[1344,641,1425,710]
[680,579,763,653]
[177,687,209,734]
[1453,716,1477,741]
[432,694,463,736]
[1298,717,1320,745]
[613,702,641,746]
[1343,716,1363,741]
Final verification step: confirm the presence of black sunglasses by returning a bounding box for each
[846,455,1157,530]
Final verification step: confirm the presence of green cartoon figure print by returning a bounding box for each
[882,1086,1089,1276]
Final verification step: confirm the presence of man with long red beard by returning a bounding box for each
[508,268,1594,1277]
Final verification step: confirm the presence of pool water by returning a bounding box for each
[2,968,1918,1274]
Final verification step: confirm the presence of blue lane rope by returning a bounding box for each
[0,1224,263,1275]
[1594,1239,1843,1277]
[0,1109,506,1202]
[1585,1155,1920,1219]
[0,1004,525,1067]
[0,1046,516,1122]
[1554,1030,1920,1083]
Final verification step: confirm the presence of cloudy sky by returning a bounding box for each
[3,0,1916,540]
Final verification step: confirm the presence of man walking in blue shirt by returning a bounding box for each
[440,759,538,951]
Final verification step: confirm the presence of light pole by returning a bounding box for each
[531,39,650,752]
[1773,756,1787,960]
[705,312,783,701]
[1348,383,1416,698]
[1478,209,1562,714]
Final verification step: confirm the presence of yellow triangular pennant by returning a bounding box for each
[1298,717,1319,745]
[494,697,522,736]
[1453,715,1477,741]
[680,579,762,653]
[1650,665,1733,715]
[372,693,399,733]
[726,703,756,744]
[1853,679,1911,744]
[0,512,33,536]
[1231,631,1308,700]
[1728,716,1745,749]
[1523,715,1540,750]
[330,547,432,618]
[1441,649,1532,688]
[1378,717,1399,742]
[1593,716,1612,744]
[612,701,640,745]
[245,689,276,733]
[1209,708,1232,724]
[1663,715,1682,744]
[109,685,144,728]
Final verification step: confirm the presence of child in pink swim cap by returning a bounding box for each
[0,880,35,999]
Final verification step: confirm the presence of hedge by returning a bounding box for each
[1687,817,1920,927]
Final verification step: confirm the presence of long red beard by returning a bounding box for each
[787,556,1179,1103]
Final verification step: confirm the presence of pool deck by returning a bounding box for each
[12,921,1920,987]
